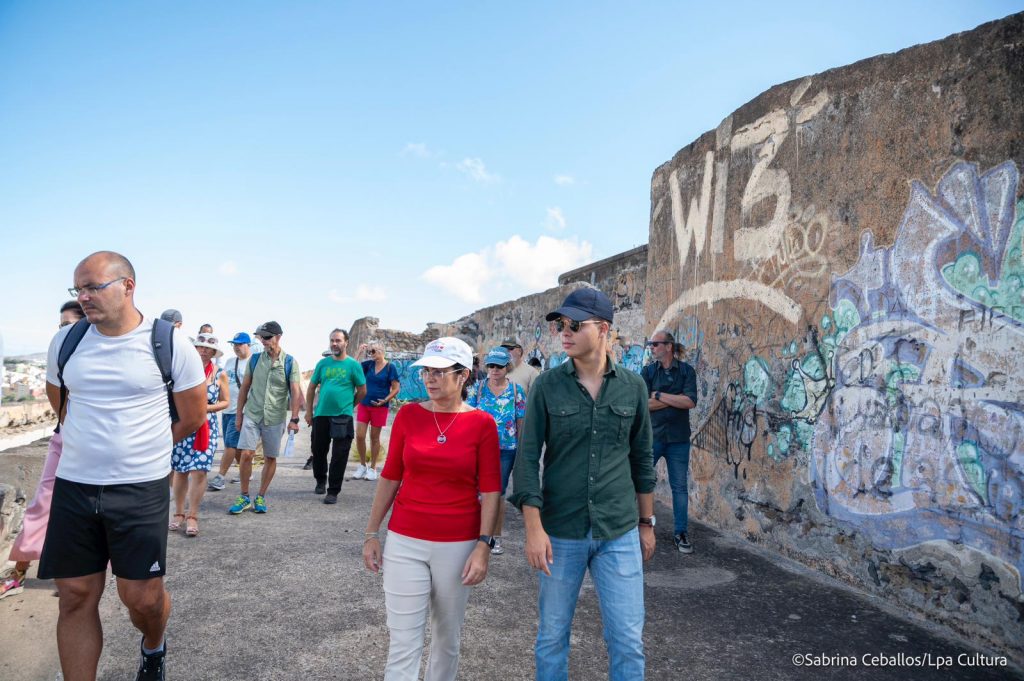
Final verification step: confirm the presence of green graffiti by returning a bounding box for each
[780,370,807,413]
[743,357,772,405]
[941,198,1024,321]
[956,442,989,504]
[890,431,905,488]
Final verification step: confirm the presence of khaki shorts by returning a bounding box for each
[237,418,287,458]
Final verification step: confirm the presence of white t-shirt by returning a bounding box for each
[46,318,206,485]
[222,354,253,415]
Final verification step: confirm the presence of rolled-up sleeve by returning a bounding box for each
[628,381,656,494]
[511,380,546,510]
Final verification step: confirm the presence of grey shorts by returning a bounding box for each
[237,418,287,458]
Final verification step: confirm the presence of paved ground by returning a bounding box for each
[1,424,1020,680]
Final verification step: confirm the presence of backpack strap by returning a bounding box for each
[284,354,293,384]
[151,318,178,422]
[54,319,91,433]
[249,353,259,374]
[233,357,242,388]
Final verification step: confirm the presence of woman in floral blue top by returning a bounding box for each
[467,346,526,555]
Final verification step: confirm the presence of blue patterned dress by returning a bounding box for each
[171,367,222,473]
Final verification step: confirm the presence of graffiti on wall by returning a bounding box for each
[391,357,428,402]
[809,160,1024,578]
[655,78,831,331]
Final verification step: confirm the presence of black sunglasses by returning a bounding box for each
[485,363,507,370]
[647,340,672,346]
[554,319,601,333]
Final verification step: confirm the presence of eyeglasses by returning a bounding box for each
[486,364,507,370]
[68,277,126,298]
[258,334,274,341]
[647,340,672,346]
[553,319,602,333]
[367,349,376,355]
[419,367,460,380]
[196,334,219,345]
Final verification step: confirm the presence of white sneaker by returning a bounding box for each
[365,467,378,481]
[207,474,226,491]
[353,464,367,480]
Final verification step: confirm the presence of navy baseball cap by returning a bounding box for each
[228,332,251,345]
[545,288,614,323]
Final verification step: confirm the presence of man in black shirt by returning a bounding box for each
[642,330,698,553]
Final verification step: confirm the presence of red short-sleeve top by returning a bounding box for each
[381,403,501,541]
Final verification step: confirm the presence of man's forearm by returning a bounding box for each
[655,392,696,410]
[637,492,654,518]
[522,505,545,532]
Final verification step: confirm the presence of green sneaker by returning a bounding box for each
[253,495,268,513]
[229,495,252,514]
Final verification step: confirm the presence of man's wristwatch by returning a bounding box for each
[478,534,496,548]
[290,417,300,424]
[654,391,662,402]
[638,515,656,527]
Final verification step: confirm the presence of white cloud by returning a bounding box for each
[422,253,492,303]
[218,260,238,275]
[402,142,432,158]
[422,235,592,303]
[454,157,500,184]
[545,207,567,232]
[328,285,388,304]
[554,174,575,186]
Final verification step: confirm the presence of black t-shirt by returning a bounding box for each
[641,359,698,444]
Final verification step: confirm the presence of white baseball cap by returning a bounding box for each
[412,337,473,369]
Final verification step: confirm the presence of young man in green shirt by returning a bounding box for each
[512,287,656,681]
[305,328,366,504]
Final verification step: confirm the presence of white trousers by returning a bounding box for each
[382,531,476,681]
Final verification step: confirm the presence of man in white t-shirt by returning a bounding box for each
[41,251,207,681]
[207,332,253,491]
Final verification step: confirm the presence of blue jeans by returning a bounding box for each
[652,441,690,534]
[536,528,644,681]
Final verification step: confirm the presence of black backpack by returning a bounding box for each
[55,318,178,432]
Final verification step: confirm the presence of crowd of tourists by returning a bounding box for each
[0,250,699,681]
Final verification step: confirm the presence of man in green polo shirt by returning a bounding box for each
[305,328,366,505]
[512,287,655,681]
[232,321,303,515]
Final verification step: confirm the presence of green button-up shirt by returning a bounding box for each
[511,358,655,540]
[243,350,301,426]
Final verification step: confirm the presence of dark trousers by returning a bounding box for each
[311,415,354,495]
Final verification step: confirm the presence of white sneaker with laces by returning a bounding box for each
[365,467,378,481]
[353,464,367,480]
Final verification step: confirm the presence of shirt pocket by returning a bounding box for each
[609,404,636,444]
[546,402,581,451]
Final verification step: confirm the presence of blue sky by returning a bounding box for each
[2,0,1020,368]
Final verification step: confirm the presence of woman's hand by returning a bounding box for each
[461,542,490,585]
[363,537,382,573]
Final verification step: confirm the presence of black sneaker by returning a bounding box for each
[323,493,338,505]
[314,482,326,494]
[136,639,166,681]
[674,532,694,554]
[303,456,313,471]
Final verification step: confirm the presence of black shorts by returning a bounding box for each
[38,476,170,581]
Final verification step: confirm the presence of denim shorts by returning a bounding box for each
[222,412,240,449]
[499,448,517,495]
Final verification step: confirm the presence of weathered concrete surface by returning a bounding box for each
[645,12,1024,662]
[2,431,1021,680]
[0,435,49,561]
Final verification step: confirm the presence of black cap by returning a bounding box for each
[256,321,283,338]
[545,288,614,323]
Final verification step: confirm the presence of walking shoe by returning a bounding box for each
[490,537,504,556]
[314,482,326,495]
[207,474,225,491]
[229,495,252,514]
[0,568,26,600]
[303,456,313,471]
[135,639,166,681]
[253,495,268,513]
[323,493,338,505]
[229,476,239,483]
[365,467,378,481]
[674,532,694,554]
[353,464,367,480]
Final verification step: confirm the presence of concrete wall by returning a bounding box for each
[644,14,1024,658]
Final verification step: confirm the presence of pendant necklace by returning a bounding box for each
[432,406,460,444]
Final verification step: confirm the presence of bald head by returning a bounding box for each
[78,251,136,281]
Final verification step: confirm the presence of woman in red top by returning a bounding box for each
[363,337,500,681]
